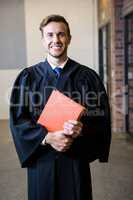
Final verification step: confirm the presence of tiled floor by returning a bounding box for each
[91,135,133,200]
[0,120,133,200]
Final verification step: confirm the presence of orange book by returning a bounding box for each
[37,90,86,132]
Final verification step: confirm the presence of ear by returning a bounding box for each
[68,35,72,44]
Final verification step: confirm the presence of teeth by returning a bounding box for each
[52,46,62,49]
[54,46,62,47]
[53,45,62,47]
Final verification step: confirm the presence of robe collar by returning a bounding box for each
[36,58,79,80]
[34,58,80,86]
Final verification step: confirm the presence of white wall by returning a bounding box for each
[0,0,98,119]
[24,0,98,68]
[0,70,20,119]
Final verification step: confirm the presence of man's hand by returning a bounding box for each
[63,120,83,138]
[45,120,83,152]
[45,130,73,152]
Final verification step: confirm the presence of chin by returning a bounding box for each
[50,52,66,59]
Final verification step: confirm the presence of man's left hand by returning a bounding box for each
[63,120,83,138]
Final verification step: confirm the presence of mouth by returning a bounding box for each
[50,44,63,50]
[52,46,62,50]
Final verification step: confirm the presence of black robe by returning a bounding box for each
[10,58,111,200]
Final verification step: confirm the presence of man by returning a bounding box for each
[10,15,111,200]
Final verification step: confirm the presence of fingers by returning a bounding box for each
[68,120,83,127]
[64,120,83,130]
[58,138,73,152]
[49,131,73,152]
[63,120,83,138]
[51,137,73,152]
[47,121,83,152]
[64,126,81,137]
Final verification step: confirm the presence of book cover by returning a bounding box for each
[37,90,86,132]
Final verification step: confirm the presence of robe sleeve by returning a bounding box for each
[78,91,111,163]
[9,68,48,168]
[68,67,111,163]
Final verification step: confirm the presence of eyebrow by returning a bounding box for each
[46,31,66,34]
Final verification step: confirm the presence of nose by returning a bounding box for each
[53,34,60,42]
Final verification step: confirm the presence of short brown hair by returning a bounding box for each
[39,14,71,37]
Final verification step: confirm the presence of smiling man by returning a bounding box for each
[10,15,111,200]
[41,21,71,61]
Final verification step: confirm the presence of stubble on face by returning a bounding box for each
[48,42,68,59]
[42,22,71,62]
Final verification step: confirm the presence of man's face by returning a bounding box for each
[42,22,71,59]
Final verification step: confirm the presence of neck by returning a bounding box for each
[47,54,68,67]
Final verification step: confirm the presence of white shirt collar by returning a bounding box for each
[47,58,68,70]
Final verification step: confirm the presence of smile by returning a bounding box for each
[51,46,62,50]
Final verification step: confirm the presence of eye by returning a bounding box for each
[47,33,53,37]
[58,32,66,37]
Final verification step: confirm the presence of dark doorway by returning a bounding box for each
[125,12,133,135]
[99,24,111,98]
